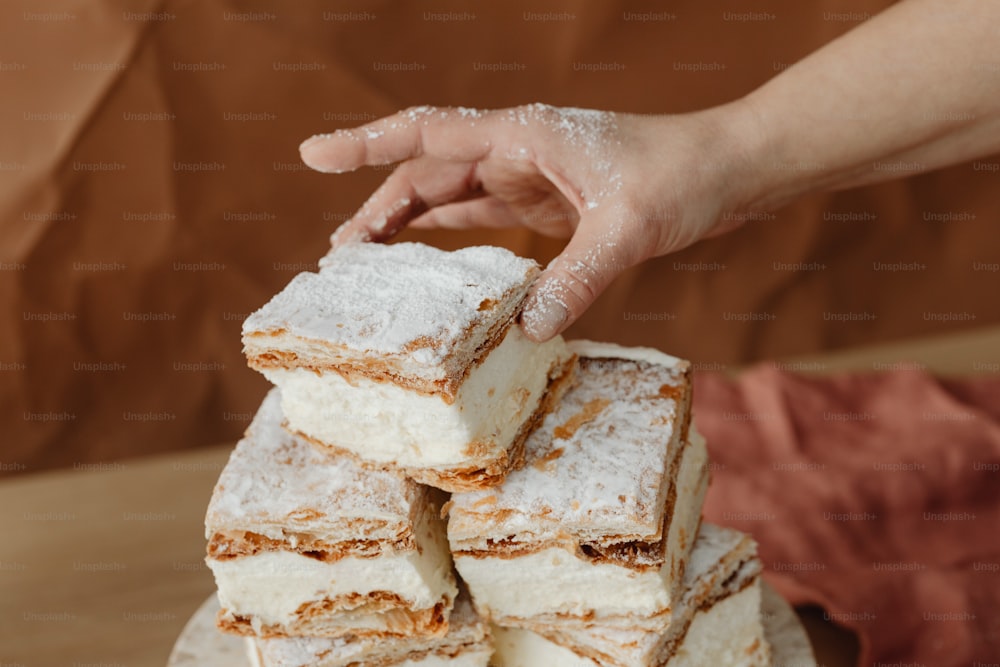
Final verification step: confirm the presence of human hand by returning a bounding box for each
[300,103,761,341]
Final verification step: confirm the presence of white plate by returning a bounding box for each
[168,584,816,666]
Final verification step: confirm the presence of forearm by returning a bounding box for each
[827,115,1000,191]
[735,0,1000,210]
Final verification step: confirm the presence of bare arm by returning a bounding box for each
[300,0,1000,340]
[737,0,1000,209]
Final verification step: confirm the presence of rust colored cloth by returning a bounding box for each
[694,367,1000,664]
[2,0,999,473]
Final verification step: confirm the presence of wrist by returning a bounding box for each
[615,100,783,255]
[640,100,776,241]
[699,97,779,219]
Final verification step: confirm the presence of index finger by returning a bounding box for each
[299,106,505,174]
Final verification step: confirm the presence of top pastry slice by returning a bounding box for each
[242,242,540,399]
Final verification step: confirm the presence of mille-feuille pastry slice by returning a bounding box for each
[242,242,575,492]
[245,591,493,667]
[495,524,771,667]
[448,341,704,627]
[205,389,457,639]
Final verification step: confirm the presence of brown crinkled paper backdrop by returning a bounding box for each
[2,0,998,473]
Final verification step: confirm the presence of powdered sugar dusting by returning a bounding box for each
[522,228,625,338]
[405,105,436,122]
[328,221,357,246]
[506,106,531,127]
[506,104,623,210]
[368,197,411,234]
[449,349,690,542]
[205,389,421,539]
[243,242,538,366]
[302,132,333,145]
[551,107,622,210]
[521,278,569,338]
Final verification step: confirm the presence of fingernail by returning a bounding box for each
[521,282,569,341]
[299,133,332,151]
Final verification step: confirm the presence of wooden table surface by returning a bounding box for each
[3,325,999,667]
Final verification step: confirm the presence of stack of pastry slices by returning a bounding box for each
[203,241,771,666]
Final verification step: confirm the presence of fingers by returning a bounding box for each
[408,197,522,231]
[330,157,479,246]
[521,210,644,342]
[301,106,506,174]
[309,103,642,339]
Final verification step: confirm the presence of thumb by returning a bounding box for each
[520,215,636,342]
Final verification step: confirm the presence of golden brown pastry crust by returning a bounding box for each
[217,593,451,640]
[206,528,416,563]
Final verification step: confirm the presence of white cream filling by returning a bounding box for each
[492,626,595,667]
[264,326,568,468]
[456,546,674,620]
[664,581,767,667]
[211,549,452,631]
[210,509,456,632]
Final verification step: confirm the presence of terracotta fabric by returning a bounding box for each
[2,0,999,472]
[695,368,1000,664]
